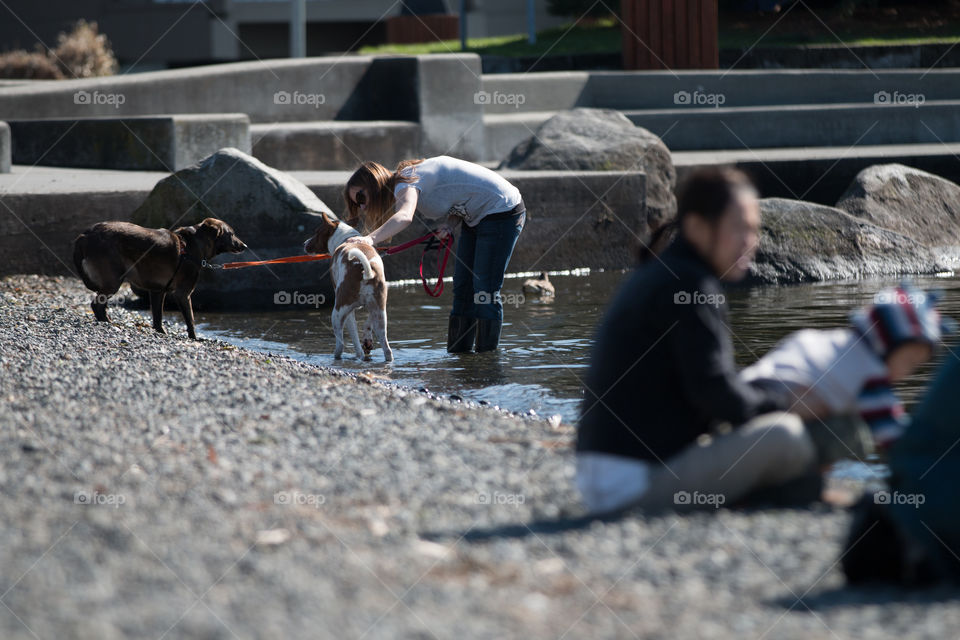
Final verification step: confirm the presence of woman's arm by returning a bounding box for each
[347,186,418,245]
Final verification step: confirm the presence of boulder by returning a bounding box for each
[130,147,338,310]
[499,108,676,231]
[835,163,960,248]
[751,198,946,284]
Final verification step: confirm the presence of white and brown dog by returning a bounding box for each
[303,212,392,362]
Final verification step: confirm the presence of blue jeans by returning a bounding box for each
[451,210,525,322]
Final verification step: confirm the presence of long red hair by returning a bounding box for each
[344,159,423,233]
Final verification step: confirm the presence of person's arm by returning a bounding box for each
[347,186,419,246]
[671,280,788,426]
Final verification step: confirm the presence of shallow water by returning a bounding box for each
[196,270,960,425]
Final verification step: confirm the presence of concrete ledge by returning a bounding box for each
[625,101,960,151]
[0,122,9,174]
[483,111,557,164]
[251,121,421,171]
[483,69,960,112]
[9,115,251,171]
[416,54,484,161]
[674,142,960,206]
[0,166,646,309]
[480,72,590,115]
[0,57,422,123]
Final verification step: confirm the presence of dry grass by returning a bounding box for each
[0,20,117,80]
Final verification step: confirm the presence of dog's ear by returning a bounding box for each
[319,211,338,229]
[200,218,224,237]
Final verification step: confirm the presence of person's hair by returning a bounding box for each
[343,159,423,233]
[639,166,757,263]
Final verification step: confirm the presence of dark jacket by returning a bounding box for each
[576,236,786,463]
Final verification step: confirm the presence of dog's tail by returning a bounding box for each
[73,233,99,291]
[345,247,376,281]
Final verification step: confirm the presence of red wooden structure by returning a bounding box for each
[385,14,459,45]
[621,0,719,70]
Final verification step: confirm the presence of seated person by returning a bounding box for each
[576,167,816,515]
[740,284,951,464]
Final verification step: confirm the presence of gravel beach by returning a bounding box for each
[1,274,958,639]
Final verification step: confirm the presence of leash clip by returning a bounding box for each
[201,260,223,270]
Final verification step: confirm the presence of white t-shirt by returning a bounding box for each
[740,328,888,414]
[393,156,522,227]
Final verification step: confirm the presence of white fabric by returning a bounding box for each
[740,328,888,414]
[328,223,360,253]
[393,156,522,226]
[576,452,651,514]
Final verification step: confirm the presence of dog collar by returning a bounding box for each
[328,223,361,253]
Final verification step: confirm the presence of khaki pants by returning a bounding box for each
[577,412,816,514]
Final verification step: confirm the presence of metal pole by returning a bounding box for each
[290,0,306,58]
[459,0,467,50]
[527,0,536,45]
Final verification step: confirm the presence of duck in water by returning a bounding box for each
[522,272,555,297]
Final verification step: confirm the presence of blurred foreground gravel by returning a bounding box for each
[1,274,957,639]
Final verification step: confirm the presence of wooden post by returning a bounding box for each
[621,0,718,70]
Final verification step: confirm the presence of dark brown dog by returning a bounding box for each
[73,218,247,339]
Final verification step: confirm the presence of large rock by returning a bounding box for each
[130,147,337,309]
[751,198,946,284]
[499,108,676,231]
[835,163,960,248]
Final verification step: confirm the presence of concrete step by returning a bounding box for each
[481,69,960,115]
[483,111,558,164]
[8,115,250,171]
[673,142,960,205]
[251,121,420,171]
[624,100,960,151]
[482,100,960,161]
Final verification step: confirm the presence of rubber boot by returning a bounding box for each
[474,318,502,352]
[447,315,477,353]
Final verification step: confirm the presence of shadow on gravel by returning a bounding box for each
[771,585,960,610]
[427,503,827,543]
[424,509,643,543]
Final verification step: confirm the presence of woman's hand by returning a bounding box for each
[345,235,374,246]
[436,224,455,241]
[437,214,460,241]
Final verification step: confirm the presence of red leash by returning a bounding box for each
[383,231,453,297]
[211,231,453,297]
